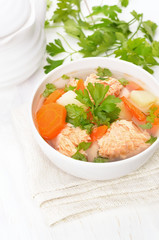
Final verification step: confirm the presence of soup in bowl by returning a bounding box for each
[30,57,159,180]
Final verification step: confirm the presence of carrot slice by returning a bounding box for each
[36,103,66,140]
[121,96,146,122]
[76,79,85,93]
[44,89,65,105]
[87,108,94,121]
[126,81,143,92]
[90,125,108,142]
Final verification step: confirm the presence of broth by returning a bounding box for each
[35,67,159,162]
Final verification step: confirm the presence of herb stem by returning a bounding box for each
[80,11,86,22]
[64,51,80,61]
[83,0,95,23]
[128,19,137,26]
[105,46,121,56]
[130,15,143,39]
[57,32,77,52]
[128,17,136,25]
[45,24,62,29]
[108,45,121,51]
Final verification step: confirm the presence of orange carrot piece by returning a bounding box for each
[76,79,85,93]
[154,118,159,125]
[90,125,108,142]
[87,108,94,121]
[126,81,143,92]
[121,96,146,122]
[44,89,65,105]
[36,103,66,140]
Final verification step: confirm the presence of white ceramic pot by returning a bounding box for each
[30,58,159,180]
[0,0,46,88]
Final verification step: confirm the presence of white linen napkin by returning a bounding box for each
[12,106,159,226]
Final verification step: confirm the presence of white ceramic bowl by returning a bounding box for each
[30,57,159,180]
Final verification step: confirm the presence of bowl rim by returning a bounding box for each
[29,57,159,166]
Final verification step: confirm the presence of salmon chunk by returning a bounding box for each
[57,124,91,157]
[98,120,150,160]
[85,73,123,97]
[67,77,79,87]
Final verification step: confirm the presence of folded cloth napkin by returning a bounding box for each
[12,106,159,226]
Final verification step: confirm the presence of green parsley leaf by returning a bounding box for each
[46,39,65,56]
[130,10,143,21]
[118,78,129,86]
[72,151,87,161]
[101,95,121,104]
[90,18,130,37]
[97,67,112,77]
[52,0,81,23]
[115,32,126,42]
[94,157,109,163]
[139,122,152,129]
[78,30,116,57]
[89,5,122,20]
[87,83,109,106]
[64,85,76,92]
[141,20,157,42]
[76,142,92,151]
[45,20,50,28]
[152,41,159,57]
[93,109,111,126]
[44,58,64,74]
[65,104,93,132]
[62,74,70,80]
[75,89,93,108]
[82,123,94,133]
[96,95,121,124]
[42,83,57,97]
[146,106,158,123]
[146,136,157,144]
[120,0,129,7]
[78,19,91,29]
[98,77,109,80]
[64,19,85,38]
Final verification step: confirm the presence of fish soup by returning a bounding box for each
[35,67,159,163]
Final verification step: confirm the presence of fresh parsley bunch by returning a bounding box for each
[44,0,159,75]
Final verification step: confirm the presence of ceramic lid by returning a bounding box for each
[0,0,31,38]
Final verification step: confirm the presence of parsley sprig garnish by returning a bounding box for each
[72,141,92,162]
[72,152,87,161]
[140,106,158,129]
[64,85,76,92]
[44,1,159,74]
[66,83,121,131]
[42,83,56,97]
[146,136,157,144]
[118,78,129,86]
[65,104,93,133]
[96,67,112,77]
[76,142,92,151]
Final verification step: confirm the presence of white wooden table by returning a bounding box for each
[1,0,159,239]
